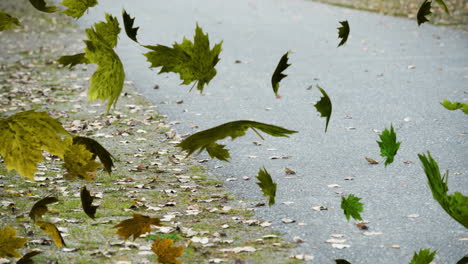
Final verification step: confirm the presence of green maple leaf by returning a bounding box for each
[440,99,468,115]
[0,11,21,31]
[417,0,432,26]
[0,111,71,180]
[418,152,468,228]
[341,194,363,221]
[122,9,139,43]
[314,85,332,132]
[377,125,401,166]
[61,0,98,18]
[337,20,350,47]
[409,248,437,264]
[73,136,114,174]
[29,0,57,13]
[84,13,125,113]
[435,0,449,14]
[256,167,277,206]
[271,51,291,97]
[144,24,223,93]
[177,120,297,161]
[57,53,89,69]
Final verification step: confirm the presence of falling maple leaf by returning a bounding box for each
[409,248,437,264]
[73,136,114,174]
[314,86,332,132]
[122,9,139,42]
[36,221,66,248]
[435,0,450,14]
[271,51,291,97]
[151,238,184,264]
[377,125,401,166]
[0,226,28,258]
[335,260,352,264]
[57,53,89,69]
[456,255,468,264]
[0,11,21,31]
[81,186,98,219]
[417,0,432,26]
[341,194,364,221]
[63,143,102,181]
[256,167,277,206]
[113,213,161,240]
[29,0,57,13]
[29,196,59,222]
[144,24,222,93]
[440,100,468,115]
[337,20,350,47]
[17,250,42,264]
[177,120,297,161]
[61,0,98,18]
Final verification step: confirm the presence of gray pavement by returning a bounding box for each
[78,0,468,263]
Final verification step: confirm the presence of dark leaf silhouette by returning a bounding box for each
[29,0,57,13]
[417,0,432,26]
[29,196,59,222]
[314,86,332,132]
[122,9,139,42]
[57,53,89,69]
[17,250,41,264]
[73,136,114,174]
[337,20,350,47]
[271,51,291,97]
[256,167,277,206]
[457,255,468,264]
[80,186,98,219]
[435,0,449,14]
[335,260,352,264]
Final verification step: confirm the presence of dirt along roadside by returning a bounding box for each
[0,2,304,264]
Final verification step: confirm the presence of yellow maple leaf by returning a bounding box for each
[151,238,184,264]
[113,213,161,240]
[63,143,101,181]
[36,221,66,248]
[0,226,28,258]
[28,196,59,222]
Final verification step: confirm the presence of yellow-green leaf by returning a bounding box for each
[0,11,21,31]
[61,0,98,18]
[440,99,468,115]
[151,238,184,264]
[113,213,161,240]
[0,111,71,180]
[0,226,28,258]
[57,53,89,69]
[36,221,66,248]
[73,136,114,174]
[29,196,59,222]
[63,143,101,181]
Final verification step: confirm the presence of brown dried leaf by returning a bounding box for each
[356,222,368,230]
[151,238,184,264]
[365,157,379,164]
[113,213,161,240]
[284,168,296,175]
[29,196,58,222]
[36,221,66,248]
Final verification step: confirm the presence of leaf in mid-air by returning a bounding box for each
[84,13,125,113]
[341,194,364,221]
[0,11,21,31]
[29,196,59,222]
[0,226,28,258]
[81,186,98,219]
[0,111,71,180]
[57,53,89,69]
[63,143,102,181]
[36,221,66,248]
[17,250,42,264]
[337,20,350,47]
[73,136,114,174]
[409,248,437,264]
[435,0,449,14]
[440,100,468,115]
[151,238,184,264]
[29,0,57,13]
[122,9,139,42]
[144,24,223,93]
[377,125,401,166]
[457,255,468,264]
[271,51,291,97]
[335,260,352,264]
[256,167,277,206]
[177,120,297,161]
[61,0,98,18]
[418,152,468,228]
[114,213,161,240]
[417,0,432,26]
[314,86,332,132]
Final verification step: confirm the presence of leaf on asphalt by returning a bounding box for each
[435,0,449,14]
[84,13,125,113]
[122,9,139,43]
[365,157,379,164]
[377,124,401,166]
[417,0,432,26]
[337,20,350,47]
[0,111,71,180]
[314,85,332,132]
[457,255,468,264]
[256,167,277,206]
[409,248,437,264]
[81,186,98,219]
[73,136,114,174]
[151,238,184,264]
[284,167,296,175]
[144,24,222,93]
[29,196,59,222]
[61,0,98,18]
[113,213,161,240]
[440,100,468,115]
[335,260,352,264]
[17,250,42,264]
[271,51,291,97]
[0,11,21,31]
[63,143,101,181]
[36,221,66,248]
[0,226,28,258]
[29,0,57,13]
[57,53,89,69]
[177,120,297,161]
[418,152,468,228]
[341,194,364,221]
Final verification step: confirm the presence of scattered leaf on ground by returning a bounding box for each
[256,167,277,206]
[365,157,379,164]
[151,238,184,264]
[341,194,364,221]
[0,226,28,258]
[114,213,161,240]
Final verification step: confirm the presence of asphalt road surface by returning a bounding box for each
[78,0,468,263]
